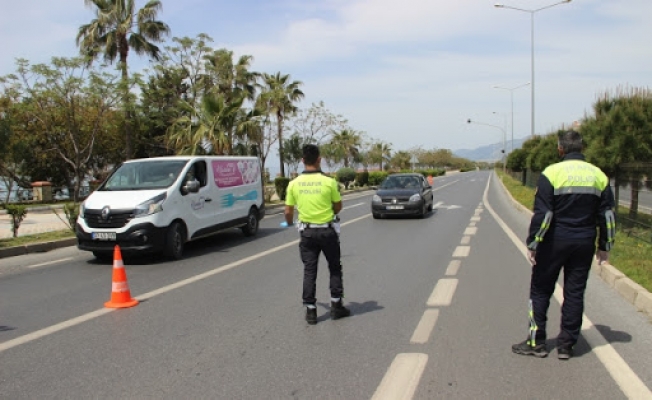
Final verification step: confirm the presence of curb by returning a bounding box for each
[494,172,652,321]
[0,189,374,260]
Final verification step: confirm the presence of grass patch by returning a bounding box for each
[496,170,652,293]
[0,229,75,249]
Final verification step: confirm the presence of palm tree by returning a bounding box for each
[167,93,243,155]
[258,72,304,177]
[77,0,170,159]
[204,49,259,154]
[369,141,392,171]
[330,129,362,168]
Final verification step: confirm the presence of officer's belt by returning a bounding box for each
[300,222,332,229]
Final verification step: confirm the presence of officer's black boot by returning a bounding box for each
[330,301,351,320]
[306,307,317,325]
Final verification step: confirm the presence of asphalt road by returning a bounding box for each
[1,171,651,399]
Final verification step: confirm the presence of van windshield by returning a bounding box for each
[101,160,188,191]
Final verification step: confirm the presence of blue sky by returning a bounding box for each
[1,0,651,155]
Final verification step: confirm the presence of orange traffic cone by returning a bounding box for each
[104,245,139,308]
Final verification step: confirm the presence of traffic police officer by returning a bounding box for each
[512,130,616,359]
[283,144,351,325]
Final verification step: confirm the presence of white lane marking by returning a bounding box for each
[343,202,365,210]
[410,310,440,344]
[483,174,652,399]
[464,227,477,236]
[460,236,471,245]
[468,222,476,228]
[474,209,483,214]
[432,201,444,209]
[371,353,428,400]
[28,257,74,269]
[452,246,470,258]
[427,279,458,307]
[0,214,371,353]
[471,216,481,222]
[445,260,461,276]
[433,180,459,192]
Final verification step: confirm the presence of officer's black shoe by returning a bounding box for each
[330,301,351,320]
[306,307,317,325]
[557,345,573,360]
[511,339,548,358]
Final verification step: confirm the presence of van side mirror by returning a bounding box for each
[182,180,200,195]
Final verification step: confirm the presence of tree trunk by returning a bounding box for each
[119,42,132,160]
[277,112,285,177]
[629,178,640,220]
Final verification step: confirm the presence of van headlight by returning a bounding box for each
[134,193,166,218]
[409,194,422,202]
[79,202,86,218]
[372,195,382,203]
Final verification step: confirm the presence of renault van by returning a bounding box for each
[76,156,265,260]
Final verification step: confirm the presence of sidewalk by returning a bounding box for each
[0,209,71,239]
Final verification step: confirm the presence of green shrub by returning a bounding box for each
[52,203,79,232]
[368,171,389,186]
[336,168,356,189]
[274,177,291,201]
[355,171,369,187]
[6,205,28,238]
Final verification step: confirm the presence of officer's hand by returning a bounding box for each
[596,250,609,265]
[280,221,293,228]
[528,250,537,266]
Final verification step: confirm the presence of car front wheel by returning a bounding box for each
[164,222,185,260]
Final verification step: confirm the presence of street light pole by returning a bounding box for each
[467,118,507,174]
[494,0,572,138]
[493,82,530,153]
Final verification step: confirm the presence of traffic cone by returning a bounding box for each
[104,245,139,308]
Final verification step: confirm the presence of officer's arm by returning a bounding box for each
[284,205,295,225]
[526,174,554,250]
[597,184,616,251]
[332,201,342,215]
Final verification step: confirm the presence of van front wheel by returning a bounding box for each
[164,222,185,260]
[242,208,259,237]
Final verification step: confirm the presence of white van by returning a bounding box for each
[76,156,265,260]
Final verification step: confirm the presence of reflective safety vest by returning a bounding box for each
[527,153,615,251]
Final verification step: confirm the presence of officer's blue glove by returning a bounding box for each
[280,221,293,228]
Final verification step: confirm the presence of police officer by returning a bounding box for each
[283,144,351,325]
[512,130,616,360]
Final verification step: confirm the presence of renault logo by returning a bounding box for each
[101,206,111,221]
[392,198,397,204]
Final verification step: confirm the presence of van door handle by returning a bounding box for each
[204,198,212,202]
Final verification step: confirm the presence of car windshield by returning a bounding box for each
[101,160,188,191]
[380,176,420,190]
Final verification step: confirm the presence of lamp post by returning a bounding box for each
[494,0,572,139]
[493,82,530,153]
[467,118,506,174]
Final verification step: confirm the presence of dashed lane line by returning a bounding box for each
[445,260,461,276]
[460,236,471,245]
[28,257,74,269]
[410,309,440,344]
[427,278,458,307]
[452,246,470,258]
[464,227,477,236]
[371,353,429,400]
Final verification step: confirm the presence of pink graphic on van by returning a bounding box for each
[212,160,259,188]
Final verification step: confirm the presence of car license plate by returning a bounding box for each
[92,232,116,241]
[386,205,404,210]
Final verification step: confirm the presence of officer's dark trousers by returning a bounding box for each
[530,238,595,347]
[299,227,343,305]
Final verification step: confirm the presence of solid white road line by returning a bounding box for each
[0,214,371,353]
[432,201,444,209]
[410,310,440,344]
[452,246,470,258]
[427,279,458,307]
[445,260,461,276]
[28,257,74,269]
[371,353,429,400]
[482,174,652,399]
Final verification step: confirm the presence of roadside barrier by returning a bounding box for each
[104,245,139,308]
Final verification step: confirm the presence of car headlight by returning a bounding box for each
[79,202,85,218]
[409,194,422,202]
[134,193,166,218]
[372,195,382,203]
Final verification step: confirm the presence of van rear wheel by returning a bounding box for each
[164,222,185,260]
[242,208,259,237]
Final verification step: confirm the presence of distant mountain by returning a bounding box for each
[454,138,527,162]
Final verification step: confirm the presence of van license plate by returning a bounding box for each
[386,205,404,210]
[92,232,116,241]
